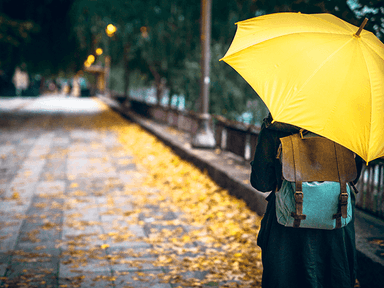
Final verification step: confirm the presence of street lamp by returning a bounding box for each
[106,24,117,37]
[104,24,116,97]
[96,48,103,56]
[191,0,216,148]
[84,54,95,68]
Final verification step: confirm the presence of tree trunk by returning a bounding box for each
[123,43,130,98]
[148,64,164,105]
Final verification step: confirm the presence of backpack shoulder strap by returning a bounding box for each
[290,134,306,228]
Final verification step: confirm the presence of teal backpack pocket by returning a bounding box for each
[276,180,352,229]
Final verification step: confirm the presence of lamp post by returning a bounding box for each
[191,0,216,148]
[105,24,116,98]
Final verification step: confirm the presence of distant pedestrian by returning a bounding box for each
[12,66,29,96]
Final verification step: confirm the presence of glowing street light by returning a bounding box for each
[104,24,116,97]
[96,48,103,55]
[106,24,117,37]
[87,54,95,64]
[84,54,95,68]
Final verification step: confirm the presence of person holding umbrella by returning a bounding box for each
[251,113,363,287]
[221,12,384,288]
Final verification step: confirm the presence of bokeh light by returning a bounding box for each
[106,24,116,37]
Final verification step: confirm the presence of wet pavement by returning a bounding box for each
[0,95,262,288]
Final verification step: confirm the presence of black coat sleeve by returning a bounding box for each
[250,124,287,192]
[353,155,363,184]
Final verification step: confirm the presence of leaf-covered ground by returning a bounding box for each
[0,98,263,287]
[107,108,263,287]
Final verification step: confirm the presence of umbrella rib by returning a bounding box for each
[358,41,374,161]
[307,13,356,34]
[362,39,384,62]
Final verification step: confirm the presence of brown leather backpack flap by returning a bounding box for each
[280,134,357,182]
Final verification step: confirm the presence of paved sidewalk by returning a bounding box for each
[0,95,262,288]
[0,96,164,287]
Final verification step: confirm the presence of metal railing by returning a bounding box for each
[356,160,384,218]
[125,97,384,219]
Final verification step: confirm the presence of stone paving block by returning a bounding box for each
[0,201,28,216]
[18,225,61,245]
[59,254,111,276]
[20,137,38,146]
[67,158,92,178]
[67,179,94,195]
[0,164,19,179]
[102,133,120,145]
[67,178,123,197]
[62,225,105,249]
[70,130,101,141]
[110,148,132,159]
[0,145,15,159]
[0,183,6,194]
[28,147,51,159]
[68,147,89,159]
[0,132,28,143]
[0,199,30,217]
[118,172,135,184]
[88,151,110,158]
[68,206,100,222]
[97,196,135,209]
[46,149,68,160]
[109,257,159,272]
[35,180,66,197]
[88,141,108,151]
[128,225,146,238]
[114,270,172,288]
[67,158,117,179]
[13,159,46,184]
[1,155,26,169]
[0,252,10,277]
[0,225,21,252]
[40,165,66,181]
[58,271,115,288]
[100,226,147,250]
[116,162,137,174]
[5,261,59,286]
[27,134,55,159]
[52,136,70,146]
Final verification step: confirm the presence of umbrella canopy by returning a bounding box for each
[221,12,384,163]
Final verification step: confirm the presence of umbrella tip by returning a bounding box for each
[354,18,368,37]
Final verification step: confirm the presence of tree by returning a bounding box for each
[0,0,79,76]
[68,0,383,124]
[70,0,150,95]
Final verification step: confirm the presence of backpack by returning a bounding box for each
[275,132,357,229]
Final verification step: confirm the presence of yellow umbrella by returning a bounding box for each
[221,12,384,163]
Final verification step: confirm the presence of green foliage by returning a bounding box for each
[0,0,78,76]
[0,14,37,47]
[210,42,268,124]
[68,0,383,124]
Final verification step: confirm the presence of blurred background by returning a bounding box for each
[1,0,383,125]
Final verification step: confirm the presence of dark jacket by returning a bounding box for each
[251,115,362,288]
